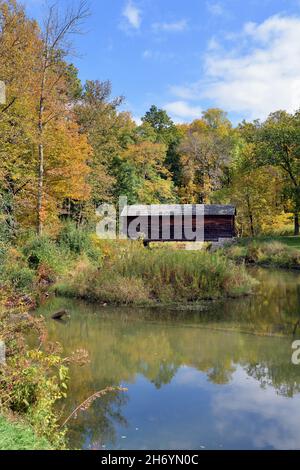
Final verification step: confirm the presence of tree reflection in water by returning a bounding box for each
[38,267,300,449]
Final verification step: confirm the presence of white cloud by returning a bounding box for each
[133,115,142,125]
[152,19,188,33]
[122,1,141,29]
[170,15,300,120]
[213,367,300,450]
[164,100,202,120]
[142,49,176,62]
[206,1,224,16]
[169,84,198,101]
[142,50,152,59]
[207,37,220,51]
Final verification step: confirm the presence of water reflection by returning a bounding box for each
[37,268,300,449]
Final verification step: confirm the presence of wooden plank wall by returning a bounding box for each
[124,215,234,241]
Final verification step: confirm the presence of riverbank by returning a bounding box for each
[224,238,300,269]
[42,265,300,450]
[0,225,96,449]
[55,241,256,305]
[0,303,69,449]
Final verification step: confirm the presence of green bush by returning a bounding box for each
[0,308,69,449]
[7,266,36,291]
[57,222,90,254]
[57,222,102,263]
[22,234,67,274]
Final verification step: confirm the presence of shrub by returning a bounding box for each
[0,309,69,449]
[225,240,300,268]
[57,222,102,264]
[57,222,89,254]
[22,235,67,274]
[7,266,36,291]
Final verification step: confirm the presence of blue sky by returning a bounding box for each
[22,0,300,124]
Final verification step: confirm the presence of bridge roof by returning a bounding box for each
[120,204,236,217]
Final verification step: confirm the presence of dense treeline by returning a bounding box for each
[0,0,299,244]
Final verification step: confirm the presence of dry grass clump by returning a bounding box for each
[225,240,300,268]
[56,242,256,305]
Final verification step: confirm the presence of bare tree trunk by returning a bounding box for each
[37,143,44,235]
[246,194,255,237]
[294,212,299,236]
[37,65,46,235]
[249,213,254,237]
[35,1,89,235]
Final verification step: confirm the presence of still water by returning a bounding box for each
[38,268,300,450]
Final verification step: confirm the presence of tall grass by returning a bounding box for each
[226,240,300,269]
[57,242,256,305]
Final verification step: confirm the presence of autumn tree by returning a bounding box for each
[178,109,234,203]
[0,0,41,235]
[225,143,284,236]
[253,111,300,235]
[118,141,176,203]
[35,0,89,234]
[75,80,134,211]
[0,0,91,233]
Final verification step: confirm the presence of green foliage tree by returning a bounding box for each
[140,105,183,186]
[75,80,134,210]
[178,109,235,203]
[240,111,300,235]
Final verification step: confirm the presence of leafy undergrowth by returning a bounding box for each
[0,302,69,449]
[0,415,52,450]
[225,239,300,269]
[56,241,256,305]
[0,223,96,449]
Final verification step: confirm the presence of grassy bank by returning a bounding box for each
[0,415,52,450]
[0,305,69,449]
[0,224,98,449]
[56,241,256,305]
[225,238,300,269]
[234,236,300,250]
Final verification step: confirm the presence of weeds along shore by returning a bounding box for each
[54,235,256,305]
[6,225,300,449]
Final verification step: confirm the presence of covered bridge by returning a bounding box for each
[120,204,236,243]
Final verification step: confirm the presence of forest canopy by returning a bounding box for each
[0,0,299,238]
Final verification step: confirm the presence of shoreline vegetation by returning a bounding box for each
[1,224,300,449]
[55,239,256,305]
[0,415,52,450]
[225,238,300,270]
